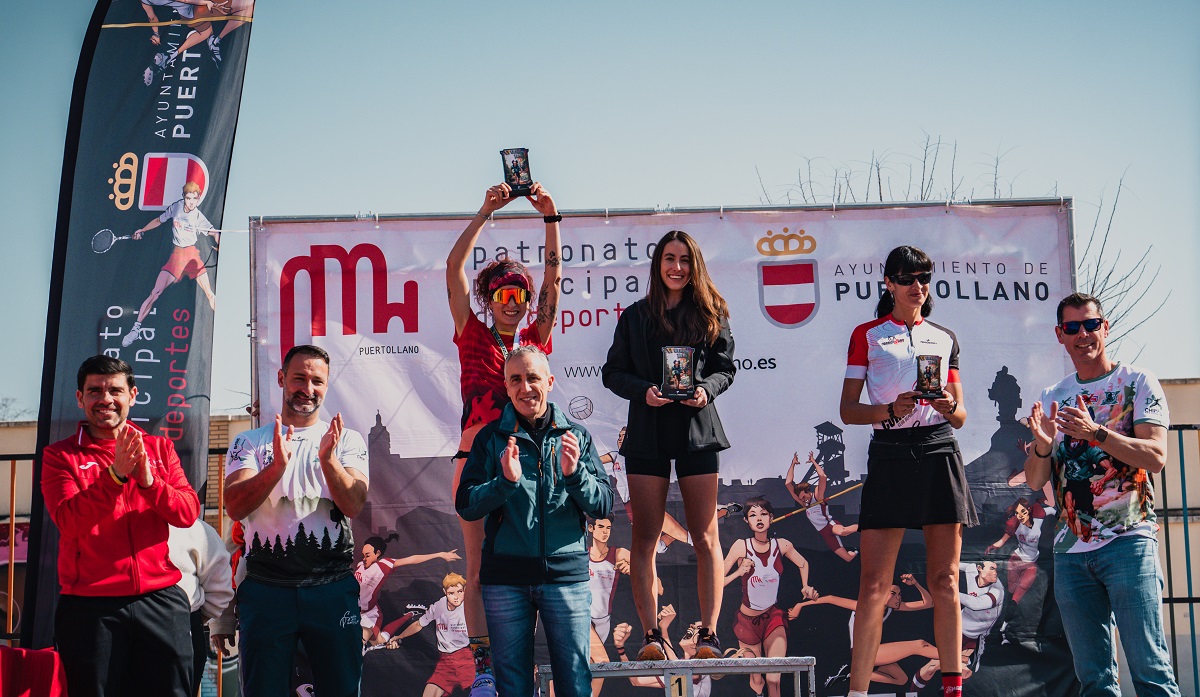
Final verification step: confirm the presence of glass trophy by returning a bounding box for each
[661,346,696,400]
[500,148,533,197]
[915,354,944,400]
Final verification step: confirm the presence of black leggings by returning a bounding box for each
[625,450,720,479]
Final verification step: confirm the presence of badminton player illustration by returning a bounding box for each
[119,180,220,347]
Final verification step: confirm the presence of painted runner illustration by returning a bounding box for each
[722,497,818,697]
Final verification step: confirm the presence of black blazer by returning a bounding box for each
[601,299,736,459]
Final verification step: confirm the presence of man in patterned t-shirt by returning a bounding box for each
[1023,293,1179,696]
[225,344,370,697]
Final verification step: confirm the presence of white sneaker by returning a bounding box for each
[121,326,141,347]
[207,35,221,63]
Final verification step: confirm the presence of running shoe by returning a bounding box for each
[207,35,222,64]
[636,629,667,661]
[468,673,497,697]
[693,627,722,660]
[719,502,743,516]
[121,326,141,347]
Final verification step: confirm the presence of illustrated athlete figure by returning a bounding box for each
[354,534,460,645]
[387,573,474,697]
[987,498,1053,606]
[723,497,818,697]
[142,0,256,82]
[122,181,220,347]
[785,451,859,562]
[611,607,750,696]
[958,560,1003,674]
[790,574,940,687]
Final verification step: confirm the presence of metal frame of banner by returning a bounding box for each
[251,197,1075,225]
[536,656,817,697]
[248,217,262,430]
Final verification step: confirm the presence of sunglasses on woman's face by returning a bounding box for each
[890,272,932,286]
[491,287,530,304]
[1060,318,1104,335]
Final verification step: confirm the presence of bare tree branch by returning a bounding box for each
[756,136,1163,362]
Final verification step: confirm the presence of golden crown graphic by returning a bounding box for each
[756,227,816,257]
[108,153,138,211]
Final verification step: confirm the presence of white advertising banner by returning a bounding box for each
[253,201,1080,696]
[253,202,1073,486]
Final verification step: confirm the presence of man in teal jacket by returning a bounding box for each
[456,345,613,697]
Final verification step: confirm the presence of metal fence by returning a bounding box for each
[1161,424,1199,694]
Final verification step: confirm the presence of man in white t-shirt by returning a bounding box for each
[224,344,370,697]
[123,181,220,347]
[388,573,474,697]
[1023,292,1179,696]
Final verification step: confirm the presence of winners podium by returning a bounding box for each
[537,656,818,696]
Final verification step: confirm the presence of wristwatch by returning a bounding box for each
[1094,426,1109,443]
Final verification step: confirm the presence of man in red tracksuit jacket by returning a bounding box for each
[40,355,200,697]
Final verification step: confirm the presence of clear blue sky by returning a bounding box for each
[2,1,1197,416]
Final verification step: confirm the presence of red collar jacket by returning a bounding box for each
[41,423,201,596]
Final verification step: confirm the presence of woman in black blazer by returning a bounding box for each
[602,230,735,661]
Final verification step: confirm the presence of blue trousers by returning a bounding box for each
[1053,535,1180,697]
[482,581,592,697]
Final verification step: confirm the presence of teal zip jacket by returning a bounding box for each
[456,401,613,585]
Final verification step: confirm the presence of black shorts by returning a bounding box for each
[625,450,720,479]
[858,423,978,530]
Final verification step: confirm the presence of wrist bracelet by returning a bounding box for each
[543,214,562,224]
[616,647,626,655]
[109,466,128,485]
[1033,445,1052,459]
[887,402,896,420]
[949,399,959,414]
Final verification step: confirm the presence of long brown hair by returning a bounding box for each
[647,230,728,345]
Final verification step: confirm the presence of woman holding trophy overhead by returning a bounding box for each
[446,180,561,696]
[602,230,736,662]
[839,245,976,697]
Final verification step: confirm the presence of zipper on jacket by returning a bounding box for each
[125,486,142,595]
[538,454,547,575]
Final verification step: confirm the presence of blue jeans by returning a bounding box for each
[1053,535,1180,697]
[481,581,592,697]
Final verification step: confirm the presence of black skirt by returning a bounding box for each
[859,423,979,530]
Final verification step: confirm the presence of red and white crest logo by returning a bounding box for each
[758,260,819,328]
[138,153,209,210]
